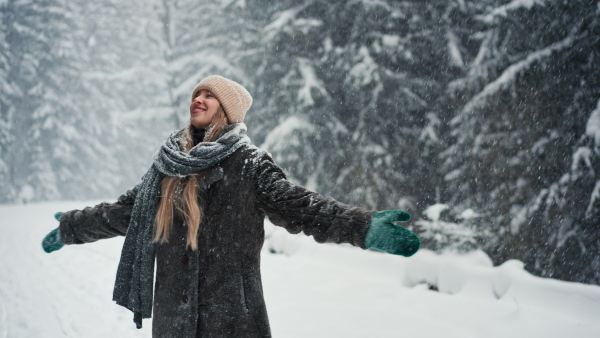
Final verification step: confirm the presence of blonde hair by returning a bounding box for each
[153,106,229,250]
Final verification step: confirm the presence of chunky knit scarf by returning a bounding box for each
[112,123,251,329]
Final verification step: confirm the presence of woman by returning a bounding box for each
[42,75,421,337]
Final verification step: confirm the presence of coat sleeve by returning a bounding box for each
[58,185,139,244]
[252,151,374,249]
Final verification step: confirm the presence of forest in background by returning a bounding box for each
[1,0,599,285]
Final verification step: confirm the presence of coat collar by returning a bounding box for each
[192,128,224,190]
[198,165,224,191]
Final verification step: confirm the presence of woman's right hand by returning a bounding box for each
[42,212,65,253]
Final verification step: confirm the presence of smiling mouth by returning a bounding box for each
[191,108,206,114]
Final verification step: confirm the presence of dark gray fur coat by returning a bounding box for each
[59,145,374,337]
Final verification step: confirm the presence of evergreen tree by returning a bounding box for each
[0,5,10,199]
[68,0,171,192]
[152,0,251,130]
[0,0,82,202]
[241,0,485,211]
[442,0,600,283]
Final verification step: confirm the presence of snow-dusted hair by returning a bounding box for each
[153,106,228,250]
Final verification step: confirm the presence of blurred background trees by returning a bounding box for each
[1,0,598,284]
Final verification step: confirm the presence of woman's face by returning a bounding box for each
[190,89,221,129]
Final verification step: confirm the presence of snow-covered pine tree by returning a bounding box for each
[509,3,600,283]
[521,100,600,283]
[0,5,10,199]
[416,203,481,253]
[0,0,169,202]
[443,0,600,283]
[69,0,178,192]
[240,0,336,195]
[153,0,251,131]
[241,0,483,212]
[0,0,90,202]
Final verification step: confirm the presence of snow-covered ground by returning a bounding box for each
[1,200,599,338]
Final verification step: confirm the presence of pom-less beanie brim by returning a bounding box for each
[192,75,253,124]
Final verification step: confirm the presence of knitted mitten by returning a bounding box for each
[42,212,65,253]
[365,210,420,257]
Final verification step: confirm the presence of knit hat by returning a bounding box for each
[191,75,253,124]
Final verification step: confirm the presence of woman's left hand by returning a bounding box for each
[365,210,421,257]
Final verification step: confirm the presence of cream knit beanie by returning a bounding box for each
[191,75,253,124]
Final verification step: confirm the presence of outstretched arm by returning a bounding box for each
[55,185,139,246]
[252,151,420,256]
[253,152,372,248]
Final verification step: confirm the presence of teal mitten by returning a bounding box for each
[365,210,421,257]
[42,212,65,253]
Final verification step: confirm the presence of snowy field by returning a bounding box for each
[1,200,600,338]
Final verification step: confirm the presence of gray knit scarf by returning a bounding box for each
[112,123,251,329]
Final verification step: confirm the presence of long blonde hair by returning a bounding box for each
[153,106,229,250]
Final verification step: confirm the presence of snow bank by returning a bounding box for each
[265,220,600,337]
[403,250,600,321]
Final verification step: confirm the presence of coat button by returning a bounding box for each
[182,294,188,303]
[181,254,189,264]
